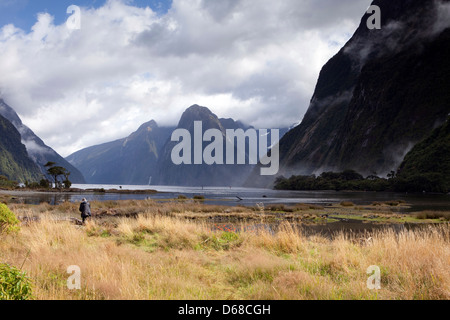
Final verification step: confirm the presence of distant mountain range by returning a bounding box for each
[66,120,174,185]
[247,0,450,187]
[0,99,86,183]
[67,105,289,186]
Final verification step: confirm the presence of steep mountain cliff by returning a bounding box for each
[66,120,174,185]
[0,114,43,182]
[0,99,86,183]
[156,105,256,187]
[273,0,450,182]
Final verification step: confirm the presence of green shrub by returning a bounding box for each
[39,179,50,189]
[203,232,242,251]
[0,263,33,300]
[0,203,20,234]
[26,181,41,189]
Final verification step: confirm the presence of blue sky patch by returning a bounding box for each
[0,0,172,31]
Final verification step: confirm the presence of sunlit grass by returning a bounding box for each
[0,202,448,300]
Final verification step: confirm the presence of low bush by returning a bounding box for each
[203,232,242,251]
[193,195,205,201]
[0,203,20,234]
[0,263,33,300]
[0,176,17,190]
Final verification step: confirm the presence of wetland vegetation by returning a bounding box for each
[0,198,448,300]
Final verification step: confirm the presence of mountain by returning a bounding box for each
[155,105,256,187]
[0,114,43,182]
[66,120,174,185]
[67,104,287,186]
[0,99,86,183]
[396,116,450,192]
[249,0,450,187]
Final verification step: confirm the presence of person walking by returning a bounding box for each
[79,198,91,224]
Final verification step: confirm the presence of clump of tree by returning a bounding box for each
[44,162,72,189]
[21,163,72,190]
[24,179,51,189]
[0,176,17,190]
[274,169,448,193]
[391,173,448,193]
[275,170,389,192]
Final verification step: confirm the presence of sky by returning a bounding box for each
[0,0,373,157]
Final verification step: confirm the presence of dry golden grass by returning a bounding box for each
[5,199,326,222]
[0,203,449,300]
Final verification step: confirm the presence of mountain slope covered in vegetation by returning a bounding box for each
[0,114,43,183]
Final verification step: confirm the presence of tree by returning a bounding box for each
[44,163,72,189]
[39,179,50,189]
[44,161,56,168]
[340,170,364,181]
[387,170,397,179]
[62,170,72,189]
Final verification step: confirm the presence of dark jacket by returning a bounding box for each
[79,201,91,217]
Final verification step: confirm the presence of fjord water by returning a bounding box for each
[8,184,450,212]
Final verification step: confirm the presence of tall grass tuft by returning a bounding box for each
[415,211,450,221]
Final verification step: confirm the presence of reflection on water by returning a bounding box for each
[6,192,74,205]
[4,184,450,212]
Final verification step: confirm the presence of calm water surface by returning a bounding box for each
[4,184,450,212]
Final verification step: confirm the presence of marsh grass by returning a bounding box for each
[0,202,449,300]
[340,201,355,207]
[416,211,450,221]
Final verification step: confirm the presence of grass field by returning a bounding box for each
[0,200,449,300]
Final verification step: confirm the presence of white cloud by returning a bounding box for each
[433,0,450,34]
[0,0,372,157]
[22,139,52,156]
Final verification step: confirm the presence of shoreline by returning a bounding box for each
[2,186,449,198]
[5,196,449,227]
[0,187,159,195]
[2,188,449,226]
